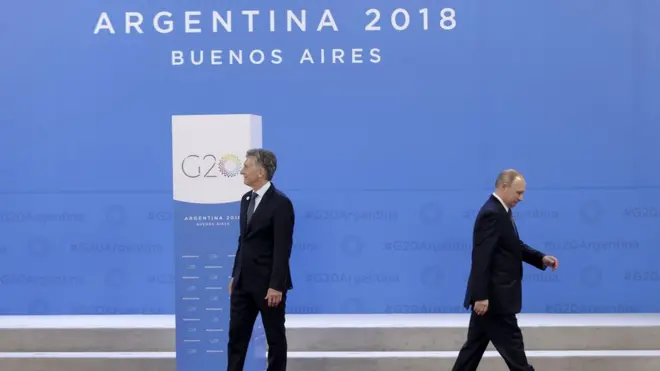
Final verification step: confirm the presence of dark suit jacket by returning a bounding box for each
[231,183,295,293]
[463,194,546,314]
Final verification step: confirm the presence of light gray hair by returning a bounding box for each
[246,148,277,181]
[495,169,523,187]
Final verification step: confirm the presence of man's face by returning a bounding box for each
[502,177,526,208]
[240,156,262,187]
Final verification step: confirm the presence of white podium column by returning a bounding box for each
[172,114,266,371]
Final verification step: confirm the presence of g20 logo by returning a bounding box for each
[181,154,243,178]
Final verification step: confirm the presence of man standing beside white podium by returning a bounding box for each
[226,149,295,371]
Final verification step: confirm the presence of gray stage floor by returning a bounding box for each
[0,313,659,371]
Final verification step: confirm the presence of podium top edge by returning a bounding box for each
[171,114,262,118]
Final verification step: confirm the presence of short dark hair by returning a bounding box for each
[246,148,277,181]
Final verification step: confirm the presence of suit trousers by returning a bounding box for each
[452,311,534,371]
[226,282,287,371]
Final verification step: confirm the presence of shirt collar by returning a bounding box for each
[253,181,271,198]
[492,192,509,213]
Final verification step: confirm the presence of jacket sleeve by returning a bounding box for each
[269,198,295,291]
[231,235,241,278]
[521,242,546,270]
[471,212,500,301]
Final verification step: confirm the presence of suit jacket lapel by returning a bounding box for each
[240,192,250,233]
[246,184,275,233]
[510,212,519,237]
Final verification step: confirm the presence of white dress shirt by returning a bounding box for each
[251,181,271,211]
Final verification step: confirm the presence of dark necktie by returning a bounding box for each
[508,209,518,237]
[246,192,258,223]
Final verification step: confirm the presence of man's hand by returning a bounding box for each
[473,299,488,316]
[265,288,283,307]
[228,278,234,296]
[542,255,559,271]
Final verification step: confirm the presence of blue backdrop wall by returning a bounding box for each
[1,0,659,315]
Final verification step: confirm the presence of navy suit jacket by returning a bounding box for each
[231,183,295,293]
[463,195,546,314]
